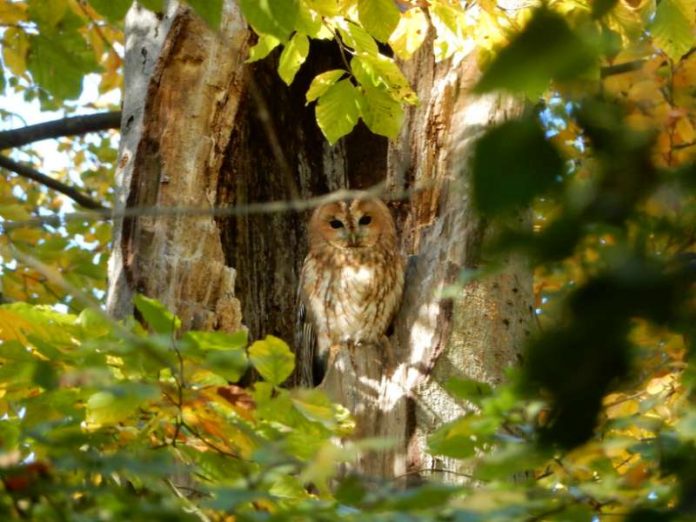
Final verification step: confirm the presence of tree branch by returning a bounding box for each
[600,59,648,79]
[0,155,107,210]
[0,111,121,150]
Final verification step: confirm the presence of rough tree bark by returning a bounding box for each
[107,0,532,482]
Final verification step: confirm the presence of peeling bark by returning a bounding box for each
[108,1,249,333]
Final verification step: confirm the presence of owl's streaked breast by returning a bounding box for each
[296,197,405,386]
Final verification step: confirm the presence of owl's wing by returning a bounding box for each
[294,290,317,387]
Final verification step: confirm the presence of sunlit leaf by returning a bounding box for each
[133,294,181,336]
[351,54,418,104]
[357,0,400,42]
[278,32,309,85]
[651,0,694,61]
[315,78,361,144]
[337,20,379,56]
[85,384,159,428]
[389,7,429,60]
[429,1,470,62]
[239,0,299,41]
[306,69,346,103]
[248,335,295,386]
[247,34,281,63]
[2,27,30,77]
[358,85,403,139]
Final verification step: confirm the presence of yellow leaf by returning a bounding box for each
[0,308,34,344]
[0,0,28,24]
[0,204,31,220]
[675,117,695,144]
[646,374,676,395]
[389,7,428,60]
[85,25,105,61]
[2,27,29,77]
[604,393,640,418]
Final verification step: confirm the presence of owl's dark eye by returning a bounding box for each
[329,219,344,229]
[358,215,372,226]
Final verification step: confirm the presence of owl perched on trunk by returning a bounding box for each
[296,197,404,386]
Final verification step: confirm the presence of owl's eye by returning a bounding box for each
[358,215,372,226]
[329,219,344,229]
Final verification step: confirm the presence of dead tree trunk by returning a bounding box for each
[108,1,532,482]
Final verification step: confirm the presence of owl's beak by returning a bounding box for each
[347,232,360,247]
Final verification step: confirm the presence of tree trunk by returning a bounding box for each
[108,1,532,482]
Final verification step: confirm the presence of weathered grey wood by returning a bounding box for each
[107,1,249,334]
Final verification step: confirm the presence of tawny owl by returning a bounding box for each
[296,197,405,386]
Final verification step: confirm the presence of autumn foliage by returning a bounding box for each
[0,0,694,520]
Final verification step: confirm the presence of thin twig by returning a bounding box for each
[165,478,213,522]
[0,155,107,210]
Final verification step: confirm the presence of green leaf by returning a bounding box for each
[475,8,597,96]
[296,2,326,38]
[592,0,618,19]
[86,384,159,427]
[291,388,339,429]
[184,330,248,351]
[357,0,400,42]
[203,350,248,382]
[28,0,69,28]
[389,7,429,60]
[27,21,100,101]
[445,377,494,405]
[133,294,181,336]
[247,34,281,63]
[32,360,59,390]
[315,79,361,144]
[278,32,310,85]
[472,115,564,215]
[430,1,469,62]
[88,0,132,22]
[428,418,479,458]
[305,0,340,16]
[239,0,299,41]
[182,330,249,381]
[77,308,112,338]
[358,85,403,139]
[651,0,694,61]
[306,69,345,102]
[337,20,379,56]
[351,54,418,105]
[476,445,550,481]
[187,0,223,28]
[138,0,164,11]
[248,335,295,386]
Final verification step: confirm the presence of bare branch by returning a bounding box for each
[600,59,648,79]
[0,155,108,210]
[0,111,121,150]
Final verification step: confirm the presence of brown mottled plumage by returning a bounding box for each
[296,198,404,386]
